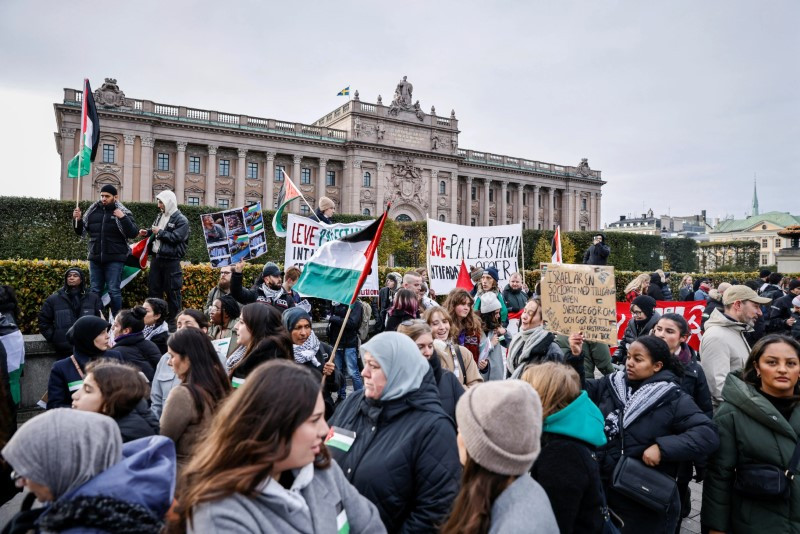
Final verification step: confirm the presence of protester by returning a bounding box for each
[73,185,139,316]
[174,360,384,533]
[647,272,666,300]
[424,306,483,387]
[756,268,772,293]
[71,360,159,442]
[208,294,240,358]
[743,279,769,346]
[139,190,190,331]
[1,409,175,533]
[586,335,719,533]
[474,266,509,324]
[228,303,293,386]
[230,261,296,312]
[441,380,559,533]
[378,271,401,334]
[657,270,674,300]
[478,292,509,381]
[524,362,607,533]
[282,307,342,419]
[0,287,23,446]
[38,266,102,357]
[701,283,731,331]
[501,272,529,315]
[444,288,486,369]
[760,272,785,302]
[111,306,163,382]
[700,285,770,408]
[204,265,234,317]
[161,327,231,471]
[328,332,461,531]
[46,316,123,409]
[315,196,335,224]
[767,279,800,334]
[142,297,170,354]
[694,280,712,302]
[397,320,464,421]
[583,232,611,266]
[384,288,418,331]
[792,296,800,341]
[624,273,650,303]
[468,265,483,296]
[282,265,302,304]
[615,295,661,362]
[678,275,695,301]
[702,335,800,533]
[150,309,209,419]
[0,372,17,507]
[327,299,363,402]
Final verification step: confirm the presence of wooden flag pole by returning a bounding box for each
[519,218,525,282]
[322,303,354,386]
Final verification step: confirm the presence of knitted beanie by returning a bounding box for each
[319,197,335,211]
[456,380,543,475]
[485,266,499,282]
[479,292,501,314]
[470,266,484,283]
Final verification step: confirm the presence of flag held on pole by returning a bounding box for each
[271,169,303,237]
[67,79,100,179]
[551,225,562,264]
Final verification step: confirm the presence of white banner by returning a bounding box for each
[426,219,522,295]
[284,214,380,297]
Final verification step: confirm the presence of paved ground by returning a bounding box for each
[680,480,704,534]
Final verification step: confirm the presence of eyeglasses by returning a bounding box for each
[209,305,219,312]
[631,308,645,316]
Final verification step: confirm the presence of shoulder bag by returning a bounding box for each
[733,436,800,500]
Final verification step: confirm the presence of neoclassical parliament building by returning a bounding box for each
[54,77,604,230]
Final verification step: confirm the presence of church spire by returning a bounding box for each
[752,176,759,217]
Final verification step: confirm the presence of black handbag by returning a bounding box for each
[611,410,679,512]
[733,437,800,500]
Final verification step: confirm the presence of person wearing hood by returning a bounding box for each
[473,266,509,324]
[46,316,124,409]
[315,196,335,225]
[38,267,103,357]
[583,233,610,266]
[700,285,771,409]
[700,282,731,332]
[282,307,342,420]
[702,335,800,533]
[501,272,529,315]
[615,295,661,363]
[441,380,559,534]
[139,190,189,331]
[230,260,296,313]
[111,306,163,382]
[647,272,666,301]
[72,184,140,316]
[1,409,176,534]
[586,336,720,533]
[378,271,402,334]
[478,292,510,381]
[327,332,461,532]
[524,362,607,533]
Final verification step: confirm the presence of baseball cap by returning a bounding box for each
[722,285,771,306]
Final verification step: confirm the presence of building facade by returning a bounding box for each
[710,212,800,267]
[606,209,712,237]
[54,77,604,229]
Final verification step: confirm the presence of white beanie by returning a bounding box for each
[479,292,501,314]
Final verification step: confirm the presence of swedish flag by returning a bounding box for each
[337,86,350,96]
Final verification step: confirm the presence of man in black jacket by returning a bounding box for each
[767,279,800,334]
[139,190,189,331]
[328,301,363,402]
[72,184,139,316]
[38,267,103,357]
[230,261,296,312]
[582,233,610,265]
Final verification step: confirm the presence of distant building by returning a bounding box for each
[606,209,661,235]
[606,209,711,237]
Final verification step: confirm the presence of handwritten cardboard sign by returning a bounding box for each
[540,263,617,344]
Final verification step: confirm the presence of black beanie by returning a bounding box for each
[66,316,110,357]
[100,184,118,196]
[632,295,657,320]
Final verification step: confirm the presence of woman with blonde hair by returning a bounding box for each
[423,306,482,387]
[624,273,650,302]
[523,362,608,533]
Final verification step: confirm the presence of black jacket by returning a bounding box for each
[328,371,461,533]
[583,242,610,265]
[377,287,396,334]
[429,352,464,423]
[147,211,189,260]
[384,310,415,333]
[616,312,662,361]
[230,272,296,312]
[647,274,665,301]
[677,345,714,419]
[760,284,784,303]
[314,207,333,225]
[113,333,163,382]
[327,302,362,349]
[38,270,102,356]
[501,286,528,314]
[300,342,344,420]
[74,201,139,263]
[46,349,124,409]
[767,292,797,334]
[115,399,159,442]
[148,327,169,356]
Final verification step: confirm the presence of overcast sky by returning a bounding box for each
[0,0,797,226]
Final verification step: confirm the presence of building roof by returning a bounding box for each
[712,211,800,233]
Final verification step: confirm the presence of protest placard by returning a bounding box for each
[426,219,522,295]
[201,202,267,266]
[284,214,379,297]
[539,263,617,344]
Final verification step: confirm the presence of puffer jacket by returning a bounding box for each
[113,332,163,382]
[74,200,139,263]
[699,308,752,408]
[115,399,160,442]
[327,370,461,533]
[428,351,464,422]
[327,302,362,349]
[501,286,528,314]
[46,349,124,409]
[676,343,714,419]
[616,311,662,361]
[146,192,189,260]
[703,371,800,533]
[38,268,103,355]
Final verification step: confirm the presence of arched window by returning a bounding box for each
[439,214,446,221]
[363,171,371,187]
[396,214,412,222]
[439,181,446,195]
[363,208,371,216]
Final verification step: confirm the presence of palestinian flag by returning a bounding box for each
[295,206,389,305]
[271,169,303,237]
[67,79,100,178]
[551,225,562,264]
[102,237,149,307]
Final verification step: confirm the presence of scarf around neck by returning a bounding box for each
[143,321,169,341]
[603,370,677,440]
[505,326,554,377]
[293,332,321,367]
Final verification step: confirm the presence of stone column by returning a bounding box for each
[292,155,302,214]
[516,184,524,226]
[376,162,386,213]
[317,157,328,207]
[562,186,572,231]
[549,188,556,230]
[59,128,76,200]
[430,170,439,218]
[532,185,540,229]
[483,179,491,225]
[499,181,508,225]
[574,190,580,230]
[595,192,602,231]
[236,148,247,206]
[264,151,275,210]
[347,158,362,214]
[450,175,459,224]
[122,134,136,202]
[464,176,473,225]
[206,145,218,207]
[175,141,187,204]
[139,137,155,202]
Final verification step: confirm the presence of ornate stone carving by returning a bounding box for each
[141,137,155,148]
[207,145,218,156]
[187,175,203,184]
[451,109,456,119]
[386,158,427,209]
[451,135,458,151]
[431,106,436,115]
[217,178,234,187]
[326,187,339,195]
[377,162,386,170]
[293,155,303,164]
[375,121,385,141]
[354,116,363,138]
[153,172,173,181]
[577,158,591,177]
[300,185,314,193]
[176,141,187,151]
[94,163,122,174]
[431,170,439,180]
[319,157,328,166]
[438,197,447,207]
[352,159,362,169]
[94,78,126,108]
[238,149,248,158]
[246,180,261,188]
[388,76,414,116]
[377,95,383,105]
[60,127,77,137]
[266,151,276,161]
[471,201,480,216]
[360,189,373,201]
[354,90,360,101]
[431,132,441,151]
[413,101,424,121]
[489,207,497,217]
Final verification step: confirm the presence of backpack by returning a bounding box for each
[358,300,372,342]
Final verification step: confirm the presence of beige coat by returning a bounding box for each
[433,339,483,387]
[160,384,212,470]
[699,308,751,409]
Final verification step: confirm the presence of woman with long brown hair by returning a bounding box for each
[174,360,384,534]
[227,303,292,387]
[444,288,487,371]
[424,306,482,387]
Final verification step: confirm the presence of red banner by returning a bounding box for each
[615,300,706,352]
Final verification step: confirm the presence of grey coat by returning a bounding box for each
[189,461,386,534]
[489,475,559,533]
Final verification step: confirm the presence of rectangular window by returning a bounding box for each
[489,219,494,226]
[217,198,230,209]
[188,156,200,174]
[523,193,527,206]
[275,165,285,182]
[761,254,768,265]
[300,204,310,216]
[776,238,782,248]
[489,189,494,202]
[157,153,170,171]
[581,198,588,211]
[581,225,586,231]
[761,239,768,248]
[470,218,476,226]
[219,159,230,177]
[362,171,372,187]
[187,196,200,206]
[506,191,510,203]
[471,186,476,200]
[102,144,115,163]
[326,170,336,186]
[247,162,258,179]
[301,168,311,185]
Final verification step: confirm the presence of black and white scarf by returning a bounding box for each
[603,371,677,440]
[80,201,133,239]
[226,345,247,373]
[143,322,168,342]
[257,284,283,303]
[293,332,321,367]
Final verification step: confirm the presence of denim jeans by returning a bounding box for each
[89,260,124,315]
[335,347,363,399]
